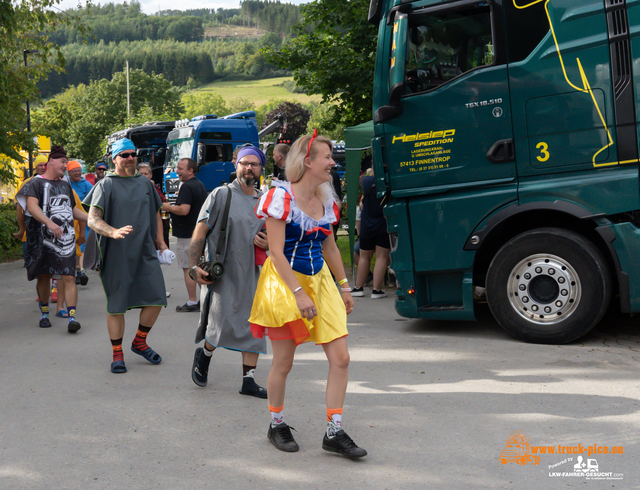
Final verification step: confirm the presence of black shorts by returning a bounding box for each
[359,232,390,251]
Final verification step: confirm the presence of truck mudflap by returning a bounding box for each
[395,270,476,321]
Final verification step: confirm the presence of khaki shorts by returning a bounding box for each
[176,237,191,269]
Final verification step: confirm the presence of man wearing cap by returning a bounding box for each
[68,160,93,286]
[160,158,208,312]
[95,162,108,183]
[188,146,269,397]
[16,146,88,333]
[83,138,168,374]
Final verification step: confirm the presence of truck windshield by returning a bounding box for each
[404,4,493,94]
[165,138,194,172]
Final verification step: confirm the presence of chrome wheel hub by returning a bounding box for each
[508,254,581,325]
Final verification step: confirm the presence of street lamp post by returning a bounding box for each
[24,49,40,177]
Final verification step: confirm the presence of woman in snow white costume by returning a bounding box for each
[249,131,367,459]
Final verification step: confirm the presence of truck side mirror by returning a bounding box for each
[375,12,408,123]
[197,143,205,166]
[389,12,408,92]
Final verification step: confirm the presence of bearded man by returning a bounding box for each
[189,146,269,398]
[83,138,168,374]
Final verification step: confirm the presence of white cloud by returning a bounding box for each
[55,0,309,15]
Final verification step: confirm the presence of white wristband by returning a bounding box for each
[293,286,303,294]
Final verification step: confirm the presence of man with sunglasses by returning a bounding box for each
[83,138,168,374]
[95,162,108,183]
[160,158,208,312]
[189,146,269,398]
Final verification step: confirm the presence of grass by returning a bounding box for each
[191,77,321,106]
[336,235,354,269]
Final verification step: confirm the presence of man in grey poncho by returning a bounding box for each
[83,138,168,374]
[189,146,269,398]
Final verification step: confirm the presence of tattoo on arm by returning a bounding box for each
[88,207,116,238]
[189,238,205,268]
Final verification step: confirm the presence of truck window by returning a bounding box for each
[402,3,493,95]
[199,132,232,140]
[504,0,549,63]
[200,144,233,165]
[165,137,194,172]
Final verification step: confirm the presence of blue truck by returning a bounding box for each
[163,111,261,200]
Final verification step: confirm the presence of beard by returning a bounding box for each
[238,170,256,187]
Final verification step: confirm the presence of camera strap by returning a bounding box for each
[211,184,233,263]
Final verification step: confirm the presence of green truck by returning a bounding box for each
[368,0,640,343]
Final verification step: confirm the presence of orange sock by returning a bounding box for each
[327,407,343,426]
[132,324,151,351]
[111,337,124,362]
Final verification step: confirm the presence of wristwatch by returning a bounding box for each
[189,265,198,281]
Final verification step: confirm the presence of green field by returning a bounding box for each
[191,77,321,106]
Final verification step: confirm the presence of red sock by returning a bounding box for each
[132,324,152,351]
[111,337,124,362]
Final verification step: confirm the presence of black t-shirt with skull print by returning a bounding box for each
[22,177,77,280]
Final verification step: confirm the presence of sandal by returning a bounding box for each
[130,345,162,364]
[56,310,68,318]
[111,360,127,374]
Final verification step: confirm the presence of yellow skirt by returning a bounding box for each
[249,258,348,345]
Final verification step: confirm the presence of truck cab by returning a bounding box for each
[369,0,640,343]
[164,111,259,200]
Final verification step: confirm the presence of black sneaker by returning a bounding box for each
[322,429,367,459]
[191,347,211,387]
[75,271,82,285]
[350,286,365,297]
[268,422,299,452]
[240,377,267,398]
[39,316,51,328]
[176,302,200,312]
[79,270,89,286]
[67,320,81,333]
[371,289,387,299]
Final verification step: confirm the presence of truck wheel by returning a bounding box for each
[486,228,611,344]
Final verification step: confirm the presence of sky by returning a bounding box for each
[56,0,310,15]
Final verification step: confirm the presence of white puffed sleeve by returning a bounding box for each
[255,186,292,222]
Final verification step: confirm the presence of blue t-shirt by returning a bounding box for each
[70,178,93,202]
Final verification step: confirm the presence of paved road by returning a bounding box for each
[1,252,638,489]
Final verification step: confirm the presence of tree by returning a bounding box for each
[182,93,228,119]
[261,101,310,141]
[0,0,88,184]
[263,0,377,129]
[31,85,86,150]
[33,69,184,164]
[306,102,345,141]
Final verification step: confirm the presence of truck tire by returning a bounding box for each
[486,228,611,344]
